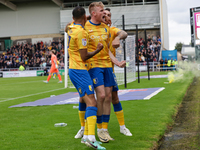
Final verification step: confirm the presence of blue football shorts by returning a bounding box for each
[88,67,115,88]
[69,69,94,97]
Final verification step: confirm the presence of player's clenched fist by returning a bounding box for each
[119,60,126,68]
[96,43,104,52]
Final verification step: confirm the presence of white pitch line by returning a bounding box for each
[0,88,66,103]
[143,87,165,100]
[0,80,44,86]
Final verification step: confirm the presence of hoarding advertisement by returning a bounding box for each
[194,12,200,45]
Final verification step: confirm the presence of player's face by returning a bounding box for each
[102,10,111,25]
[94,6,105,23]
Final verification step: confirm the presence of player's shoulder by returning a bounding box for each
[110,26,121,32]
[77,27,88,37]
[84,21,90,28]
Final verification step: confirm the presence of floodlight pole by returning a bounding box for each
[136,25,140,83]
[122,15,127,88]
[144,29,150,80]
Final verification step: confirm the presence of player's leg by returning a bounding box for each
[95,85,109,143]
[75,97,86,139]
[82,88,106,149]
[101,68,116,140]
[112,91,132,136]
[102,86,114,140]
[55,69,62,83]
[88,68,109,143]
[112,72,132,136]
[69,69,105,149]
[43,68,54,83]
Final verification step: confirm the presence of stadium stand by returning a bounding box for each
[0,39,64,70]
[0,34,161,71]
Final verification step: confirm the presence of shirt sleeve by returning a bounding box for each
[113,27,121,37]
[77,30,88,50]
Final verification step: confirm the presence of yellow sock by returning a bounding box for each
[102,122,108,130]
[79,111,85,127]
[87,116,97,135]
[97,123,102,130]
[84,119,88,136]
[115,110,125,126]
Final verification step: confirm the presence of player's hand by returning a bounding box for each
[56,64,58,69]
[105,15,112,26]
[112,37,120,48]
[96,43,104,52]
[118,60,126,68]
[87,15,91,20]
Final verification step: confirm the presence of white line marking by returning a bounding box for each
[0,88,66,103]
[143,87,165,100]
[0,80,44,86]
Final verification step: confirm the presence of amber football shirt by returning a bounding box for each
[85,20,112,69]
[67,23,88,70]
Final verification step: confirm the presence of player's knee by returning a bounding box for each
[105,92,112,102]
[87,99,97,107]
[97,93,105,101]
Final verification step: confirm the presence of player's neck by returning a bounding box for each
[74,21,84,28]
[90,17,101,25]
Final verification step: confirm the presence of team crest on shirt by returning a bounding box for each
[105,28,107,32]
[82,38,87,46]
[89,85,93,91]
[78,87,82,94]
[93,78,98,84]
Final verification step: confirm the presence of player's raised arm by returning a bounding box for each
[79,43,103,61]
[112,30,128,48]
[108,50,126,68]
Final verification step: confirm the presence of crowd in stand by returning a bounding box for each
[0,34,161,70]
[135,34,161,65]
[0,39,65,70]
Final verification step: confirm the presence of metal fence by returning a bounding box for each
[0,62,177,72]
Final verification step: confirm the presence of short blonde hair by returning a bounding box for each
[89,1,104,15]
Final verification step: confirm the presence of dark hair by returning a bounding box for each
[72,6,86,20]
[105,8,110,12]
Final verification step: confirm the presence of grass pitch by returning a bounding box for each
[0,72,193,150]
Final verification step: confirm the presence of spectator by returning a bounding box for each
[19,63,25,71]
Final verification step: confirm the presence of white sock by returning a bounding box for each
[81,126,84,130]
[103,128,108,131]
[83,135,88,140]
[120,125,125,130]
[88,135,96,142]
[97,128,102,132]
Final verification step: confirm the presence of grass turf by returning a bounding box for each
[0,71,193,150]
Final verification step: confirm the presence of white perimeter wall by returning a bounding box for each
[0,1,60,38]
